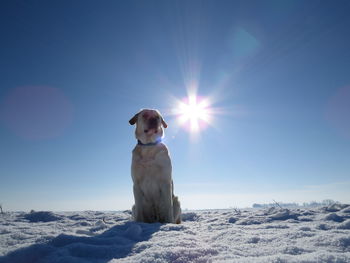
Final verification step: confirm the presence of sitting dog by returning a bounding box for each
[129,109,181,224]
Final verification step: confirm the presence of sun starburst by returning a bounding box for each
[173,94,212,133]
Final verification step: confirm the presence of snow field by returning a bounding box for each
[0,204,350,263]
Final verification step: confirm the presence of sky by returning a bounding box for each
[1,0,350,211]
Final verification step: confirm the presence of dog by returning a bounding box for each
[129,109,181,224]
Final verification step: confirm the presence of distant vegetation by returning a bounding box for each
[252,199,339,208]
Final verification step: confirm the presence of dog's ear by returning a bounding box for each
[161,118,168,128]
[129,113,139,125]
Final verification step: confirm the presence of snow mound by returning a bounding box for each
[267,208,299,221]
[317,223,332,230]
[23,211,62,223]
[324,213,344,222]
[228,217,237,223]
[90,220,108,233]
[283,246,310,255]
[323,203,349,213]
[236,218,262,225]
[338,219,350,230]
[181,212,199,222]
[341,206,350,213]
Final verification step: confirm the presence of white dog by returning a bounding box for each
[129,109,181,224]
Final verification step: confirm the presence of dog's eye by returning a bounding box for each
[156,116,160,119]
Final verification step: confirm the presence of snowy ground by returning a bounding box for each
[1,204,350,263]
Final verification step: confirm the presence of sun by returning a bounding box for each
[174,94,212,133]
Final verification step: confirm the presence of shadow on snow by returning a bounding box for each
[0,221,161,263]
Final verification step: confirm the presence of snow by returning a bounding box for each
[1,205,350,263]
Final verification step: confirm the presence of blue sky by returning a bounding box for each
[1,0,350,211]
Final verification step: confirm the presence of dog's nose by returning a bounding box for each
[149,117,158,128]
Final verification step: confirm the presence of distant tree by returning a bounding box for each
[307,201,320,207]
[0,204,3,214]
[322,199,336,206]
[253,202,300,209]
[302,201,332,207]
[254,200,341,209]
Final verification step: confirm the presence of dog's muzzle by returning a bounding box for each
[144,117,159,133]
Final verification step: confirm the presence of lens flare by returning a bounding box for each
[0,86,74,140]
[173,94,212,133]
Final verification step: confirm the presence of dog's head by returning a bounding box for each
[129,109,168,144]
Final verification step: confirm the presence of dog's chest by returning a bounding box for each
[137,146,158,160]
[131,145,171,185]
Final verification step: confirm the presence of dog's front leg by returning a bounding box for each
[159,182,174,223]
[133,185,145,222]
